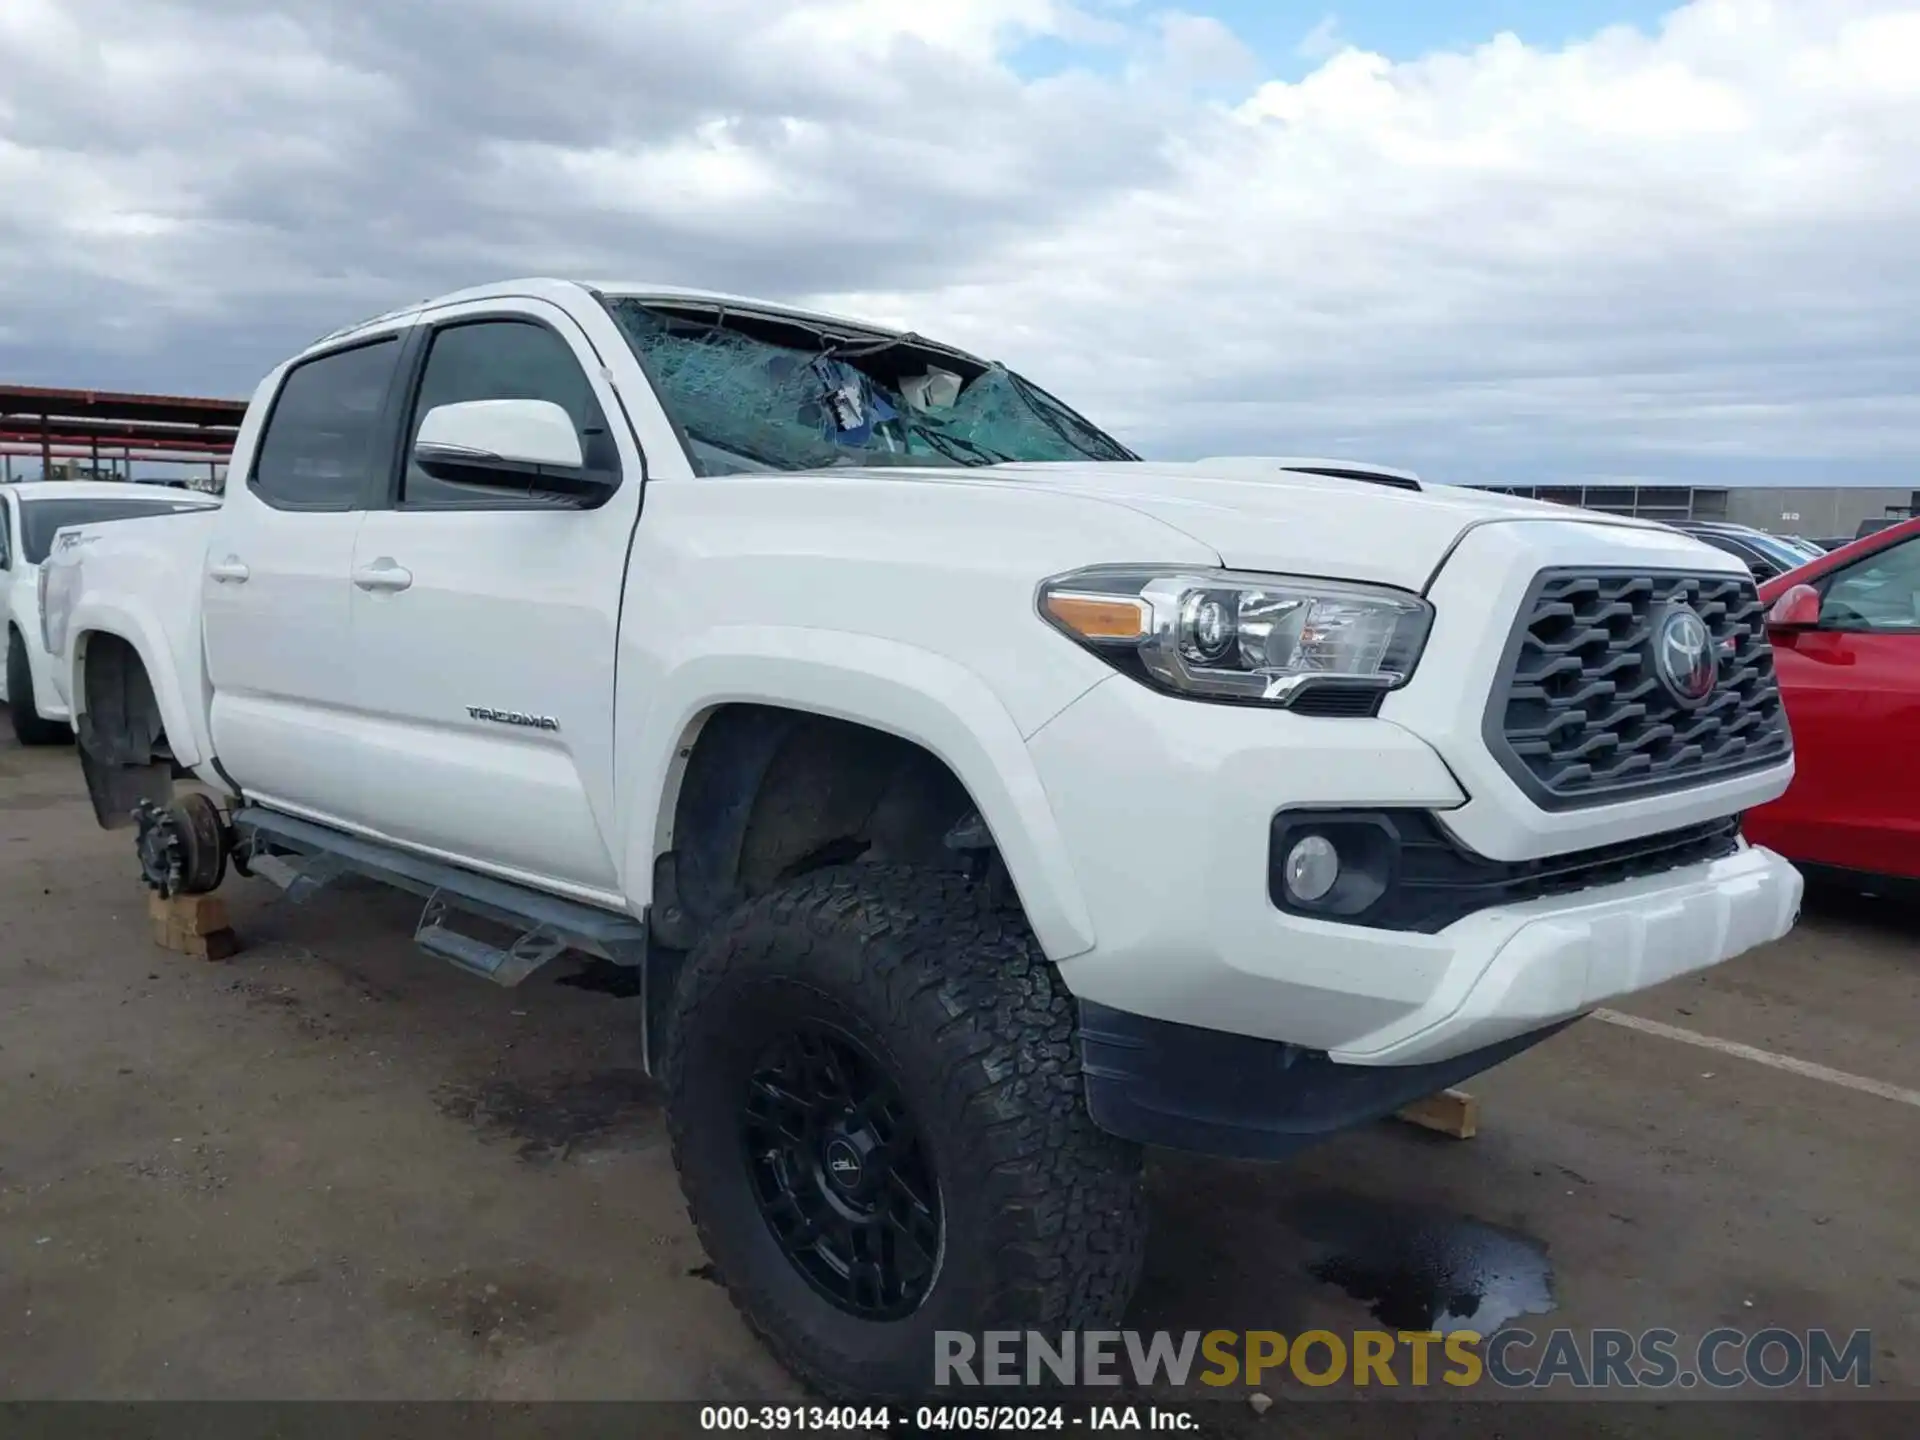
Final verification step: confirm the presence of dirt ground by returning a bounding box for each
[2,727,1916,1424]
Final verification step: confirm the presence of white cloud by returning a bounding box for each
[1295,13,1347,62]
[1,0,1917,484]
[1153,12,1260,86]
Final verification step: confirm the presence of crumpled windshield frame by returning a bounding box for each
[600,296,1138,477]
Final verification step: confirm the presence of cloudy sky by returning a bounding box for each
[2,0,1917,485]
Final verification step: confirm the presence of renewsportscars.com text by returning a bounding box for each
[934,1328,1873,1391]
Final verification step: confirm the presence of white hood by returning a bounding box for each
[824,461,1660,592]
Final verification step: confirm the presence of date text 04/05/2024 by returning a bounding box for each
[699,1405,1197,1431]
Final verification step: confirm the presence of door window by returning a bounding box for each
[251,338,401,511]
[1820,536,1920,632]
[401,319,616,508]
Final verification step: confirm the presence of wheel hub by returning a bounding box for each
[131,794,229,899]
[822,1134,867,1195]
[742,1023,943,1319]
[133,800,187,898]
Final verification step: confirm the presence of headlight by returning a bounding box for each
[1037,566,1432,708]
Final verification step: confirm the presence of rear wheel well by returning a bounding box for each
[651,704,1000,953]
[73,630,175,829]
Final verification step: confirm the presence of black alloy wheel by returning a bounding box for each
[663,865,1148,1399]
[743,1023,943,1319]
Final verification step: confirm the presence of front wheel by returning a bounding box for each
[6,630,70,746]
[663,866,1148,1399]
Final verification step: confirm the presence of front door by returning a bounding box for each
[344,301,643,900]
[201,335,406,825]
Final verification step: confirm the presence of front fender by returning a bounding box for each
[619,626,1099,961]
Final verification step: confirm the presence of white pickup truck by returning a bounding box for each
[40,278,1802,1397]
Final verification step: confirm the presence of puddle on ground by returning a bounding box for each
[1291,1191,1555,1334]
[555,958,643,998]
[435,1068,663,1163]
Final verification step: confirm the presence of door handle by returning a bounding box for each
[352,560,414,593]
[208,558,250,584]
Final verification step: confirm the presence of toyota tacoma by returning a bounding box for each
[38,278,1802,1397]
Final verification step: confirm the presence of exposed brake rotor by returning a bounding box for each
[133,793,230,899]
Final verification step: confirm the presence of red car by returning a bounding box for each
[1743,515,1920,892]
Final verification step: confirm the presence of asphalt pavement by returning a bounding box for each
[1,728,1914,1431]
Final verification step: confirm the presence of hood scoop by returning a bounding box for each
[1193,456,1424,493]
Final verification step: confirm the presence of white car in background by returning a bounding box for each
[1,480,214,744]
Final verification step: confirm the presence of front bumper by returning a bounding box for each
[1078,1001,1576,1161]
[1317,840,1799,1063]
[1027,675,1802,1068]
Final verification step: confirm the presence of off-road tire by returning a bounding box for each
[6,630,69,746]
[662,865,1148,1399]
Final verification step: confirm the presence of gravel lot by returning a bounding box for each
[2,726,1915,1427]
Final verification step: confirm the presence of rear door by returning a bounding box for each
[343,299,644,900]
[200,333,408,824]
[1760,532,1920,878]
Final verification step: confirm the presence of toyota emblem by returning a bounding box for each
[1653,604,1718,706]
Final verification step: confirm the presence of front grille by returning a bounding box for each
[1267,810,1745,933]
[1486,569,1791,809]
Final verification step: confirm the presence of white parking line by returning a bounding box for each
[1591,1008,1920,1110]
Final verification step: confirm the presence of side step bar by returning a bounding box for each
[231,806,649,989]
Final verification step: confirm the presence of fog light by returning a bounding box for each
[1284,834,1340,903]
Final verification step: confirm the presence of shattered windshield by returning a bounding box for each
[603,298,1137,476]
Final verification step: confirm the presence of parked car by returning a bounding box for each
[36,278,1803,1398]
[0,480,214,744]
[1670,520,1826,583]
[1853,513,1911,540]
[1745,517,1920,893]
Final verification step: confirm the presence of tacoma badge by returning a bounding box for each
[466,706,560,732]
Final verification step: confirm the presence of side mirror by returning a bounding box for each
[413,399,599,492]
[1766,583,1821,630]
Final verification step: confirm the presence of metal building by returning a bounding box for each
[1720,486,1915,541]
[0,383,247,491]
